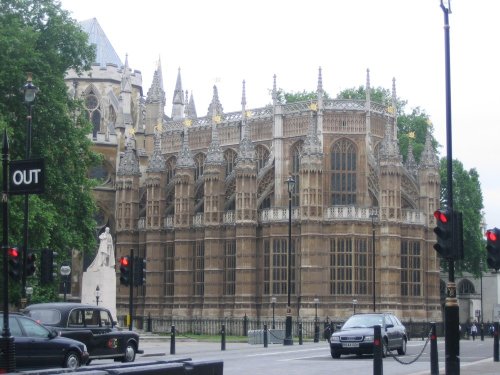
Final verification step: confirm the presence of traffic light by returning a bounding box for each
[120,256,131,286]
[433,209,453,259]
[8,247,21,281]
[134,257,146,286]
[25,252,36,277]
[41,248,55,284]
[486,228,500,271]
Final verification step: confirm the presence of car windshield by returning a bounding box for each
[342,315,385,329]
[27,309,61,325]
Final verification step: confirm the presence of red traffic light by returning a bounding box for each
[8,248,19,258]
[486,230,497,242]
[434,210,449,223]
[120,256,129,266]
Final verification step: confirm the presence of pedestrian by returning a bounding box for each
[471,322,478,341]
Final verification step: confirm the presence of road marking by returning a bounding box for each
[246,347,326,357]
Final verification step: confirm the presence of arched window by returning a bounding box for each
[84,91,101,139]
[224,149,237,177]
[255,145,270,173]
[290,142,302,207]
[458,279,476,294]
[330,139,357,205]
[166,157,176,185]
[194,153,205,181]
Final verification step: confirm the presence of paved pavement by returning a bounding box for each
[139,334,500,375]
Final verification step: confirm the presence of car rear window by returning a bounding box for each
[27,309,61,325]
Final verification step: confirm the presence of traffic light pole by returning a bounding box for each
[441,2,460,374]
[129,249,134,331]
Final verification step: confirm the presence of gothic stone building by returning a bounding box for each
[66,19,442,323]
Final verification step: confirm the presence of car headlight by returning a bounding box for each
[330,336,340,342]
[364,335,374,342]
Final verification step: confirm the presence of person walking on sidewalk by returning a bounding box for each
[471,322,478,341]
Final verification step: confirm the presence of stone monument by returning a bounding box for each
[81,227,117,320]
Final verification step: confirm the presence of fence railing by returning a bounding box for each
[119,315,444,340]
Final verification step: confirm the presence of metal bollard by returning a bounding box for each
[243,314,248,336]
[494,322,499,362]
[170,325,175,355]
[373,325,383,375]
[264,324,268,348]
[221,324,226,351]
[147,313,152,332]
[430,322,439,375]
[298,323,303,345]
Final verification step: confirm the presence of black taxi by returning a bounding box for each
[24,303,143,363]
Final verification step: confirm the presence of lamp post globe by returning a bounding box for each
[95,285,101,306]
[60,265,71,302]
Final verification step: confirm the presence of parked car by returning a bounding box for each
[0,313,89,370]
[24,303,143,363]
[329,313,407,358]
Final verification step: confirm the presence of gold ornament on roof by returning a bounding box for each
[213,115,221,124]
[128,128,136,137]
[387,105,395,114]
[183,118,192,127]
[408,131,416,139]
[245,110,253,118]
[155,122,163,133]
[309,102,318,111]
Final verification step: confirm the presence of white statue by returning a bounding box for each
[87,227,115,271]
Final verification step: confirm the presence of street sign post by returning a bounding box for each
[9,159,44,195]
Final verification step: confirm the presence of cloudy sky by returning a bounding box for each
[60,0,500,229]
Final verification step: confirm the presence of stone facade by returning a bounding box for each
[65,19,442,323]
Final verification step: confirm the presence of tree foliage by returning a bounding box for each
[439,159,485,277]
[273,89,330,104]
[0,0,100,304]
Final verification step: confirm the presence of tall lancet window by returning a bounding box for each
[330,139,357,205]
[255,145,270,174]
[84,91,101,139]
[224,149,237,177]
[291,142,302,207]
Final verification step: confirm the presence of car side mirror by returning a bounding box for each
[386,324,394,330]
[48,329,58,339]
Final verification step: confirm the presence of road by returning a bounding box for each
[115,336,498,375]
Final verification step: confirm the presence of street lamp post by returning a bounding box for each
[60,265,71,302]
[440,1,460,373]
[480,261,484,341]
[95,285,101,306]
[21,73,38,308]
[284,176,295,346]
[353,299,358,314]
[271,297,276,329]
[370,213,378,312]
[314,298,319,343]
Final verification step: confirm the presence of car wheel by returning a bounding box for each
[330,349,341,359]
[64,351,81,369]
[122,342,136,362]
[382,338,389,358]
[397,338,407,355]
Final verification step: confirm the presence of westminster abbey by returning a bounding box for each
[66,18,442,323]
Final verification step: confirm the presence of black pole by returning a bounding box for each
[371,214,377,312]
[298,322,303,345]
[373,325,383,375]
[170,325,175,355]
[263,324,268,348]
[284,181,293,345]
[494,322,499,362]
[314,301,319,343]
[440,2,460,374]
[1,130,15,373]
[272,299,275,329]
[221,324,226,351]
[480,270,484,341]
[129,249,134,331]
[430,322,439,375]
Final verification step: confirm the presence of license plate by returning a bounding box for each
[342,342,359,348]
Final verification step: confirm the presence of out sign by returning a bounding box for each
[9,159,45,195]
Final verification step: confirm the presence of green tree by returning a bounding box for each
[0,0,99,304]
[273,89,330,104]
[439,159,485,277]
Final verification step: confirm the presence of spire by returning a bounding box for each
[405,140,418,177]
[272,74,278,105]
[366,68,371,103]
[79,18,122,67]
[317,66,323,94]
[117,136,141,176]
[391,77,398,139]
[301,110,323,158]
[206,119,224,166]
[146,57,165,105]
[121,54,132,93]
[147,123,166,172]
[171,68,185,120]
[183,90,190,118]
[419,127,439,169]
[187,92,197,118]
[241,80,247,110]
[206,85,223,118]
[177,125,195,168]
[379,120,402,164]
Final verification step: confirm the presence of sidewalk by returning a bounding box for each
[409,357,500,375]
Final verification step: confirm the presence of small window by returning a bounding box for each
[27,309,61,325]
[69,310,84,327]
[84,309,100,327]
[99,310,112,326]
